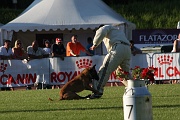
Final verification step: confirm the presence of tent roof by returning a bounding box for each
[1,0,135,32]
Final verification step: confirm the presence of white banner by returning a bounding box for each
[0,53,179,87]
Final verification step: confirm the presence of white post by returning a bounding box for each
[42,74,44,90]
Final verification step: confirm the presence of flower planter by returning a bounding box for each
[127,79,145,88]
[123,79,153,120]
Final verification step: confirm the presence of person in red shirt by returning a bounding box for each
[66,35,92,56]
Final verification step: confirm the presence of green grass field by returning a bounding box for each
[0,84,179,120]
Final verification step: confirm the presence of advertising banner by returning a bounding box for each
[132,29,180,48]
[0,53,179,87]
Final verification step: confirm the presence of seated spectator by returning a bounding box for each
[12,39,28,60]
[27,40,48,60]
[0,40,13,60]
[66,35,92,56]
[86,37,95,56]
[51,38,66,60]
[43,40,51,56]
[130,40,142,55]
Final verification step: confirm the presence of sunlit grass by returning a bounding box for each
[0,84,179,120]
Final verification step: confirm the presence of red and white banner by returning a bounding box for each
[0,53,179,87]
[152,53,180,80]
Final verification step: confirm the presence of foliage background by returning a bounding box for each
[0,0,180,29]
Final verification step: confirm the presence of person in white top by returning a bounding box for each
[89,25,132,99]
[0,40,13,60]
[43,40,51,55]
[172,33,180,52]
[27,40,48,60]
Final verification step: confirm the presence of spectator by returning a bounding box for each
[130,40,142,55]
[43,40,51,56]
[66,35,92,56]
[86,37,95,55]
[51,38,66,89]
[0,40,13,60]
[12,39,28,60]
[27,40,48,60]
[51,38,66,60]
[171,33,180,52]
[171,33,180,84]
[0,40,14,91]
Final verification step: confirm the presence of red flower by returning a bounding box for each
[116,68,130,80]
[116,66,157,83]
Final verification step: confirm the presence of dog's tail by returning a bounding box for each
[48,97,62,101]
[48,97,54,101]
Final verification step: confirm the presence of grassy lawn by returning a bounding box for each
[0,84,179,120]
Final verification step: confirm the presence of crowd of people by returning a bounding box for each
[0,35,95,90]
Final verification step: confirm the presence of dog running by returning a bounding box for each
[48,65,99,100]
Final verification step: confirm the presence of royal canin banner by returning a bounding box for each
[0,53,179,87]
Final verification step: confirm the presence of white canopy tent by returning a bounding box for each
[1,0,135,54]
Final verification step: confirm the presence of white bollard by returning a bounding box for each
[123,80,153,120]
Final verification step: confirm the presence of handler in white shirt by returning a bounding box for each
[89,25,132,99]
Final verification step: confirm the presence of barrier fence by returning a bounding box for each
[0,53,179,88]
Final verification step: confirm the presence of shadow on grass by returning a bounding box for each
[0,106,123,114]
[153,104,180,108]
[152,95,180,97]
[1,104,180,114]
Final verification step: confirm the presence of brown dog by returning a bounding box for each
[49,65,99,100]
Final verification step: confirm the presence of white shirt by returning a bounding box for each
[93,25,130,52]
[0,46,13,56]
[43,47,51,54]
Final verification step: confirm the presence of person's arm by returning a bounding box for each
[175,40,178,52]
[69,50,77,56]
[93,25,111,47]
[172,40,177,52]
[131,46,142,55]
[90,45,97,51]
[85,50,93,56]
[79,43,93,56]
[28,54,43,59]
[0,55,13,60]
